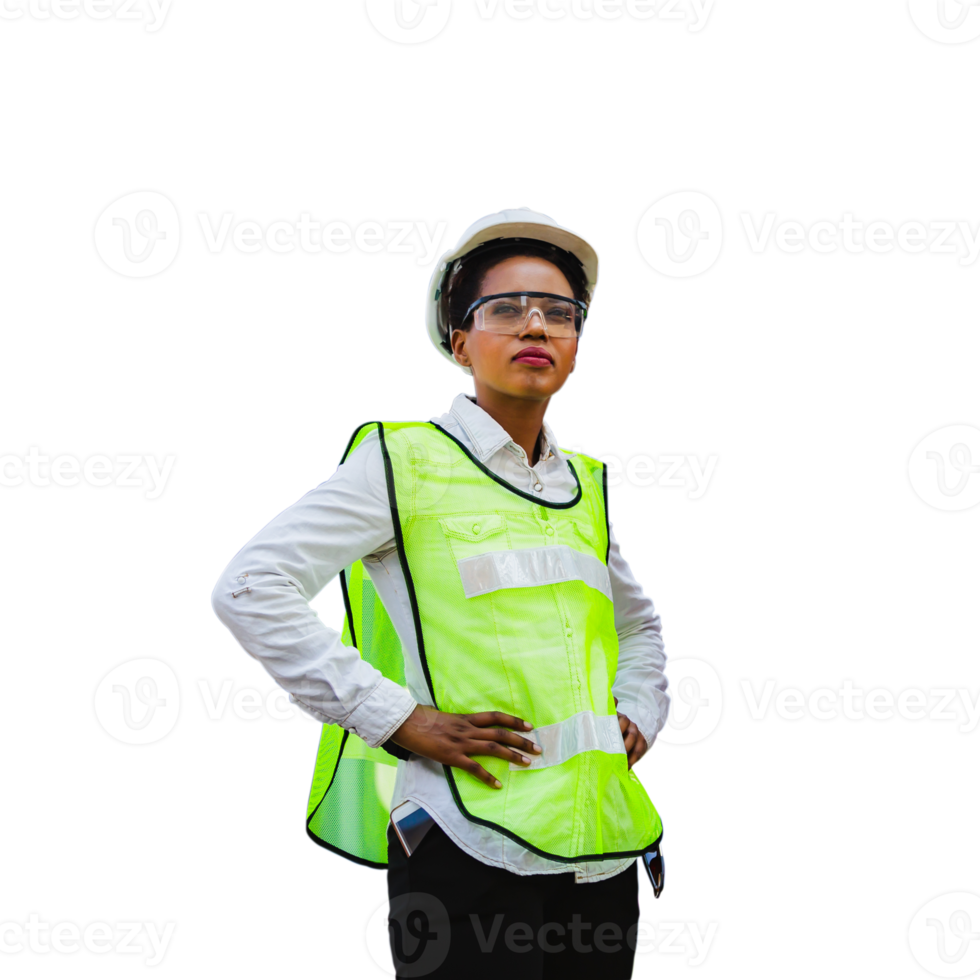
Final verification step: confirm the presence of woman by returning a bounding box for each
[212,208,669,978]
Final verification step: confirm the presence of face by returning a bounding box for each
[450,255,579,403]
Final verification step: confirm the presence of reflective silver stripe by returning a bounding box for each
[456,545,612,602]
[509,710,625,771]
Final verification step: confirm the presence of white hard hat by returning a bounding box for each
[425,207,599,373]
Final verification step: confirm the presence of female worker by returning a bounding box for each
[212,208,669,978]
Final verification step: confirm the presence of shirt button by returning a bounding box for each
[472,523,481,535]
[545,526,554,536]
[533,483,543,492]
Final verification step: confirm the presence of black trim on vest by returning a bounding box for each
[376,424,440,706]
[307,422,409,859]
[339,420,378,467]
[377,421,663,865]
[303,721,350,834]
[339,567,356,647]
[340,561,409,763]
[601,461,611,564]
[338,419,412,759]
[380,739,413,762]
[431,422,584,510]
[305,828,387,870]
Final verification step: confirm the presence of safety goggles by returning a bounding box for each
[463,292,587,339]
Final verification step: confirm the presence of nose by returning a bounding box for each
[520,308,548,338]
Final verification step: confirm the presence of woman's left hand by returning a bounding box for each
[615,697,648,770]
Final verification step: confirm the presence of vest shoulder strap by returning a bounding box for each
[562,448,604,481]
[339,420,433,464]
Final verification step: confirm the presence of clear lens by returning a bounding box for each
[473,293,583,338]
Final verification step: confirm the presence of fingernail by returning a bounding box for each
[493,779,502,788]
[523,721,533,730]
[520,755,530,765]
[531,743,543,753]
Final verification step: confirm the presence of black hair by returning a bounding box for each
[442,238,589,342]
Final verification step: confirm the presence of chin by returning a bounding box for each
[507,374,566,399]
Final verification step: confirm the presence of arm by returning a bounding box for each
[608,523,670,767]
[210,432,417,748]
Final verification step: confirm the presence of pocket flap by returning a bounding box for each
[438,514,507,543]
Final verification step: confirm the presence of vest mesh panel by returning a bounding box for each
[305,424,410,868]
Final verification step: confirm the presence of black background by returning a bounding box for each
[0,0,980,977]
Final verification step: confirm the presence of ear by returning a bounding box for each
[450,328,471,368]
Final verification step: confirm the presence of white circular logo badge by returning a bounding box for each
[909,0,980,43]
[366,896,396,976]
[94,658,180,745]
[637,191,723,278]
[365,0,452,43]
[366,892,451,976]
[909,893,980,978]
[94,191,180,278]
[909,425,980,512]
[657,657,723,746]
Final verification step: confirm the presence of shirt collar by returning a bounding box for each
[446,393,567,464]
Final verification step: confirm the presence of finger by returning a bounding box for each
[618,713,629,735]
[473,726,543,755]
[622,729,636,756]
[456,756,502,789]
[467,711,534,732]
[468,739,533,767]
[614,696,619,707]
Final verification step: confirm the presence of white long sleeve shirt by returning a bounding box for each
[212,393,669,882]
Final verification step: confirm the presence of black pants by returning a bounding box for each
[386,823,639,979]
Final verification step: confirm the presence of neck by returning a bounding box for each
[471,384,550,465]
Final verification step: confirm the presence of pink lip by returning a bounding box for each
[514,346,554,366]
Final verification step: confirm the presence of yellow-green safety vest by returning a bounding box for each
[306,421,663,867]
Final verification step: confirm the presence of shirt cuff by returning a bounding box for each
[342,679,418,749]
[287,677,416,749]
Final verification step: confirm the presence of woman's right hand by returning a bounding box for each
[389,705,543,788]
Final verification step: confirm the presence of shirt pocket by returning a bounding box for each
[438,514,511,565]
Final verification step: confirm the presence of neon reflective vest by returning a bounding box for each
[306,421,663,867]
